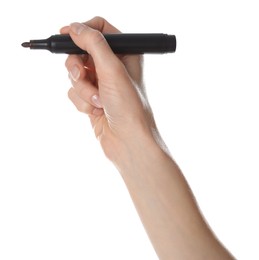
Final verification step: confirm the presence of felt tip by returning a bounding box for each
[21,42,30,48]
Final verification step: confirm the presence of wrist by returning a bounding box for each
[110,126,169,175]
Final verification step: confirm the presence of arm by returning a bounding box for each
[113,134,234,259]
[62,16,235,260]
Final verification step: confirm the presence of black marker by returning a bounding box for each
[21,34,176,54]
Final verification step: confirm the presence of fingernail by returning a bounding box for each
[69,65,80,82]
[91,95,103,108]
[70,22,85,35]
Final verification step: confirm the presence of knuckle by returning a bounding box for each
[67,88,74,101]
[92,16,107,29]
[89,29,105,46]
[65,55,79,71]
[65,56,71,69]
[92,16,105,23]
[82,29,106,54]
[76,83,85,98]
[76,104,84,113]
[78,102,91,114]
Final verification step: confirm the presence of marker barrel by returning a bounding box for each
[28,34,176,54]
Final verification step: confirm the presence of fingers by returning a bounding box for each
[61,17,143,87]
[60,16,121,34]
[67,77,103,115]
[60,16,120,68]
[68,87,103,116]
[66,58,103,116]
[65,55,87,81]
[60,25,70,34]
[71,78,101,108]
[82,16,121,34]
[68,22,122,73]
[62,16,125,85]
[65,54,96,83]
[63,16,133,116]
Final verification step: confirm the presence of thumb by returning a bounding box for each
[69,22,121,74]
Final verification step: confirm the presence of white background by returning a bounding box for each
[0,0,258,259]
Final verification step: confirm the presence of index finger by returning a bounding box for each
[60,16,121,34]
[83,16,121,33]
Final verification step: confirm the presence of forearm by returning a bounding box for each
[114,134,234,260]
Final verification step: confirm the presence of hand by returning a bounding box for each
[61,17,157,162]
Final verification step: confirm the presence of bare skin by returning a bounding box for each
[61,16,235,260]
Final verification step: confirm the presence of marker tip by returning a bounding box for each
[21,42,30,48]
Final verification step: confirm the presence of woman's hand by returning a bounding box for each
[61,17,157,162]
